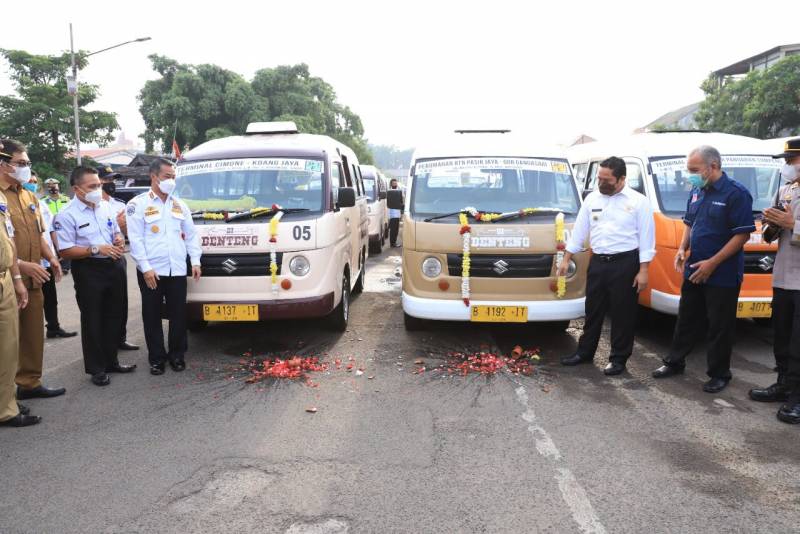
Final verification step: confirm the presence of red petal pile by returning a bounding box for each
[245,356,328,383]
[437,348,540,376]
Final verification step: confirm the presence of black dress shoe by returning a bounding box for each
[118,341,139,351]
[749,377,790,403]
[0,414,42,427]
[561,353,592,366]
[17,385,66,399]
[17,403,29,415]
[106,363,137,374]
[91,373,111,386]
[46,328,77,338]
[169,360,186,372]
[777,400,800,424]
[703,377,730,393]
[150,363,166,376]
[604,362,626,376]
[652,364,684,379]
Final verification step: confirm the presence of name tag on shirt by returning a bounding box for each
[4,217,14,238]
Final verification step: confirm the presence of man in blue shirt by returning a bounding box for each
[652,145,755,393]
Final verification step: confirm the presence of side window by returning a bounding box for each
[587,162,601,192]
[331,162,343,207]
[352,164,363,196]
[341,156,353,187]
[623,159,645,195]
[573,163,589,185]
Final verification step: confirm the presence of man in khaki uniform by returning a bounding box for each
[0,139,65,399]
[0,144,40,427]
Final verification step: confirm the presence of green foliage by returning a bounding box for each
[369,144,414,169]
[695,55,800,138]
[0,49,119,176]
[139,59,373,163]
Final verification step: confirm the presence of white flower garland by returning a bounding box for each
[269,207,284,294]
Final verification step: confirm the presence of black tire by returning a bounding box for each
[328,273,350,332]
[404,312,425,331]
[369,238,381,255]
[754,318,772,328]
[352,252,366,295]
[188,320,208,332]
[544,320,570,332]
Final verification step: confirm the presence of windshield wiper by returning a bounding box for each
[423,210,465,222]
[191,209,227,220]
[494,208,573,222]
[226,207,309,223]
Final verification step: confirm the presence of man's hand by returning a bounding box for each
[688,259,717,284]
[98,244,125,260]
[116,211,127,236]
[13,279,28,309]
[556,253,573,278]
[674,248,687,273]
[633,270,649,293]
[50,259,63,283]
[143,269,159,290]
[113,233,125,247]
[763,207,795,230]
[191,265,202,281]
[18,261,50,285]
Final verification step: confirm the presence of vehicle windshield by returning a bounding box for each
[650,155,782,215]
[363,177,377,202]
[175,157,324,214]
[410,157,579,218]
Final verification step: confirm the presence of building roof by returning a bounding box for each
[642,102,701,131]
[713,43,800,77]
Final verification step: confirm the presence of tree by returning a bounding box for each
[369,144,414,170]
[695,55,800,138]
[0,49,118,182]
[139,58,373,163]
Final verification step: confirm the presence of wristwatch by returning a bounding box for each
[90,245,100,256]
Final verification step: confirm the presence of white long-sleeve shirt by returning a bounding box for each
[126,190,201,276]
[566,186,656,263]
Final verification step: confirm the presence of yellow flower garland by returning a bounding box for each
[554,212,566,298]
[269,208,284,293]
[459,213,471,306]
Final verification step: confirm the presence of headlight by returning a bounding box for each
[289,255,311,277]
[422,256,442,278]
[566,260,577,278]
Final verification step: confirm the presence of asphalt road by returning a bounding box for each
[1,251,798,534]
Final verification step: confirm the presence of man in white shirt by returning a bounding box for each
[388,178,403,247]
[558,157,656,375]
[127,158,201,375]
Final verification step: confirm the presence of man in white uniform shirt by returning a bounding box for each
[558,157,656,375]
[127,158,201,375]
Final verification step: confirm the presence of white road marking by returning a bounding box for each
[515,386,607,534]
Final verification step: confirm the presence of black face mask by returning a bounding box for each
[102,182,116,196]
[48,187,59,195]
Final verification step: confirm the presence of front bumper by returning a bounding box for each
[402,291,585,322]
[187,292,335,322]
[650,289,772,316]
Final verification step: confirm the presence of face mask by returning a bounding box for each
[48,187,59,195]
[780,163,799,182]
[102,182,116,196]
[83,188,103,205]
[158,178,176,195]
[686,173,707,189]
[10,165,31,184]
[23,183,37,193]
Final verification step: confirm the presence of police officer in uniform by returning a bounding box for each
[54,166,136,386]
[750,138,800,424]
[42,178,70,215]
[559,157,656,375]
[652,145,755,393]
[0,144,39,427]
[127,158,201,375]
[98,166,138,351]
[0,139,66,400]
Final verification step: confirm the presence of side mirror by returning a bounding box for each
[378,191,387,200]
[337,187,356,208]
[387,189,404,210]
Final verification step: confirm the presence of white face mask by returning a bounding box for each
[84,188,103,206]
[781,163,799,182]
[158,179,176,195]
[10,165,31,185]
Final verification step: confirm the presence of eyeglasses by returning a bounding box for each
[11,160,32,168]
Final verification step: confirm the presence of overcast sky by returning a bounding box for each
[2,0,792,151]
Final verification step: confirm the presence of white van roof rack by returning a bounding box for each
[454,129,511,134]
[245,121,299,135]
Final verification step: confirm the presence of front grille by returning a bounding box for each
[744,252,776,274]
[189,253,283,277]
[446,254,554,278]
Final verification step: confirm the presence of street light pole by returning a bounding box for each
[67,25,151,166]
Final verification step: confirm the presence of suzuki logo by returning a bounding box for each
[758,256,774,272]
[493,259,509,275]
[221,258,238,274]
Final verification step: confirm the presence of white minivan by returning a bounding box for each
[175,121,370,331]
[360,165,389,253]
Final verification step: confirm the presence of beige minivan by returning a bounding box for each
[388,130,588,330]
[360,165,389,253]
[175,121,369,331]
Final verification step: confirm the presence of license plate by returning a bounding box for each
[736,301,772,318]
[203,304,259,321]
[470,305,528,323]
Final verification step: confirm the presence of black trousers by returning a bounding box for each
[137,272,187,365]
[664,280,740,379]
[389,218,400,246]
[71,258,126,375]
[577,250,640,363]
[118,255,129,342]
[772,288,800,389]
[42,266,60,331]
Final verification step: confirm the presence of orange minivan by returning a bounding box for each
[569,132,781,319]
